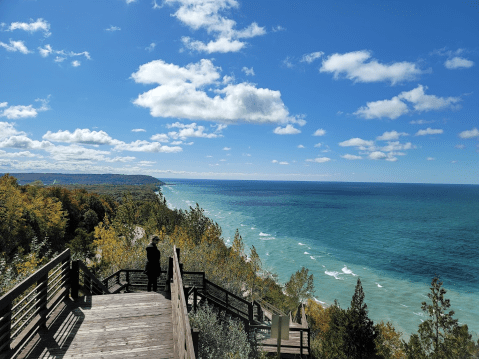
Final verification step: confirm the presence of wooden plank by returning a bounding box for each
[13,292,174,359]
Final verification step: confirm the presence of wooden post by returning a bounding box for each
[191,327,199,358]
[37,273,48,328]
[277,316,282,357]
[193,288,197,312]
[0,302,11,356]
[125,270,130,292]
[300,329,303,357]
[71,260,79,299]
[307,328,311,359]
[165,257,173,292]
[175,247,180,263]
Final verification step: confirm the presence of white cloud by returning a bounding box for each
[459,128,479,139]
[0,40,30,54]
[106,25,121,32]
[132,128,146,132]
[223,147,231,151]
[0,135,52,150]
[114,140,182,153]
[444,57,474,69]
[126,0,137,4]
[132,59,300,125]
[38,45,91,62]
[0,122,25,140]
[7,18,51,37]
[409,119,434,125]
[455,144,465,149]
[282,56,294,68]
[301,51,323,64]
[338,138,374,147]
[46,144,110,162]
[167,122,223,139]
[398,85,461,112]
[355,85,461,120]
[369,151,387,160]
[273,124,300,135]
[306,157,331,163]
[427,157,435,161]
[279,161,289,165]
[38,44,53,57]
[242,67,255,76]
[54,56,66,63]
[314,143,322,148]
[313,128,326,136]
[341,154,362,160]
[380,141,414,152]
[0,150,37,158]
[320,50,423,85]
[1,105,37,119]
[165,0,266,53]
[272,25,285,32]
[146,42,156,52]
[271,160,278,163]
[42,129,121,145]
[415,128,443,136]
[297,144,305,148]
[71,60,81,67]
[354,96,409,120]
[150,133,169,142]
[376,130,409,141]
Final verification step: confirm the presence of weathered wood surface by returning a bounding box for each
[14,292,173,358]
[256,324,310,357]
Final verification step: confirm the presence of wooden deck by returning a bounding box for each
[13,292,174,359]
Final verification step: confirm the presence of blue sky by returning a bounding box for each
[1,0,478,184]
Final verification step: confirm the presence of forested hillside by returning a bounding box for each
[0,173,477,358]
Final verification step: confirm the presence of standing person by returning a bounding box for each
[144,235,161,292]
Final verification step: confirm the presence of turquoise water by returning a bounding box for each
[161,179,479,338]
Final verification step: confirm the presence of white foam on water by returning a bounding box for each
[240,224,245,226]
[325,271,343,280]
[259,232,271,236]
[304,251,310,255]
[298,242,306,246]
[400,304,408,307]
[376,283,383,288]
[310,256,316,260]
[260,237,275,240]
[342,266,357,276]
[251,227,256,230]
[413,312,425,317]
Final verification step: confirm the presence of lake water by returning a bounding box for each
[161,179,479,337]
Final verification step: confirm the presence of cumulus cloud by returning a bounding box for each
[132,59,301,125]
[354,85,461,120]
[409,119,434,125]
[313,128,326,136]
[0,122,25,140]
[150,133,169,142]
[165,0,266,53]
[0,150,37,158]
[444,57,474,69]
[0,40,30,54]
[242,67,255,76]
[42,129,121,145]
[320,50,423,85]
[338,138,374,147]
[106,25,121,32]
[297,144,305,148]
[37,44,91,63]
[354,96,409,120]
[459,128,479,139]
[341,154,362,160]
[368,151,388,160]
[279,161,289,165]
[167,122,224,139]
[427,157,435,161]
[113,140,182,153]
[71,60,81,67]
[132,128,146,132]
[314,143,322,148]
[223,147,231,151]
[301,51,323,64]
[7,18,51,37]
[0,135,52,150]
[271,160,278,163]
[0,97,50,120]
[306,157,331,163]
[273,124,300,135]
[415,128,443,136]
[376,130,409,141]
[46,144,110,162]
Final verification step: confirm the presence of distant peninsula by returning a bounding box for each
[1,173,164,186]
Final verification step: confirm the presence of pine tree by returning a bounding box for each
[344,278,377,359]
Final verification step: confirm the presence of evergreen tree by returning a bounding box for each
[344,278,377,359]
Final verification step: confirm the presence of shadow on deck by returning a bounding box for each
[14,292,173,359]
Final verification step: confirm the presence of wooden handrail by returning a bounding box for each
[171,246,196,359]
[0,249,71,358]
[77,261,110,294]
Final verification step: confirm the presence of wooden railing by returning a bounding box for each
[171,246,196,359]
[250,324,311,358]
[0,249,71,359]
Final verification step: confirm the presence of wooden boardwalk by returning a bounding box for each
[13,292,174,359]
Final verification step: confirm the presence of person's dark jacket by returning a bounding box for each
[144,243,161,277]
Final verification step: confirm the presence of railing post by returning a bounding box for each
[63,256,71,301]
[125,270,130,292]
[71,260,79,299]
[165,257,173,293]
[307,328,311,359]
[300,329,303,357]
[175,247,180,263]
[37,273,48,328]
[193,288,198,312]
[191,327,199,358]
[0,302,11,356]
